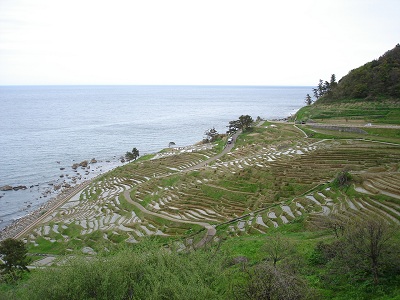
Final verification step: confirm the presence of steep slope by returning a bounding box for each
[296,44,400,124]
[327,43,400,100]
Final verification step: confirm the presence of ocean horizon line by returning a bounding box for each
[0,84,313,88]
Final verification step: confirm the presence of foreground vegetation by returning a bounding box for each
[1,214,399,299]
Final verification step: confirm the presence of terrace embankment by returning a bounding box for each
[8,121,400,253]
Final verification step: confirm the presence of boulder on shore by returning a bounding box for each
[79,160,88,168]
[0,185,13,191]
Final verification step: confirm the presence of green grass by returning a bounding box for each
[161,175,180,187]
[298,125,400,144]
[363,127,400,139]
[262,120,272,126]
[296,99,400,125]
[116,194,137,216]
[136,153,156,162]
[219,180,260,193]
[27,237,68,255]
[200,185,247,202]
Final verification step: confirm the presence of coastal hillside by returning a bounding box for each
[296,44,400,124]
[325,44,400,101]
[1,49,400,300]
[1,118,400,299]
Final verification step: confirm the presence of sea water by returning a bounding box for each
[0,85,310,229]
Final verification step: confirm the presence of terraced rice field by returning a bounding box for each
[20,123,400,249]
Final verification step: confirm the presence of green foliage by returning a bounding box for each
[238,115,254,131]
[233,262,316,300]
[5,242,229,300]
[0,239,30,282]
[312,76,337,101]
[305,93,313,105]
[135,153,155,162]
[332,169,352,188]
[296,45,400,125]
[161,175,180,187]
[125,147,140,161]
[227,115,254,134]
[262,233,295,267]
[326,44,400,100]
[204,127,219,142]
[296,99,400,125]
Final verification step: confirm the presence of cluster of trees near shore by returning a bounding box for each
[125,147,139,162]
[304,74,337,106]
[204,115,254,143]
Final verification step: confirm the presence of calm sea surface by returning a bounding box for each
[0,85,310,229]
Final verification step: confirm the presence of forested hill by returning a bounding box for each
[321,44,400,101]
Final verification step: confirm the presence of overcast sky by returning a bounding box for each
[0,0,399,86]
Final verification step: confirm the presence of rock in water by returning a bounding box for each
[12,185,28,191]
[0,185,13,191]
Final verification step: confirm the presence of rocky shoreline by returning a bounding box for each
[0,179,93,241]
[0,156,125,241]
[0,155,126,230]
[0,144,219,241]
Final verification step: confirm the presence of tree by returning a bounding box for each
[238,115,254,131]
[262,233,295,267]
[333,169,352,188]
[320,217,399,286]
[125,147,140,161]
[312,87,319,100]
[131,147,139,160]
[322,213,347,238]
[235,262,313,300]
[343,217,397,285]
[125,151,134,161]
[311,75,336,100]
[305,94,313,106]
[0,238,29,280]
[227,120,241,135]
[317,79,324,99]
[329,74,337,89]
[204,127,219,142]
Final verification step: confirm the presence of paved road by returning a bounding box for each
[185,129,242,171]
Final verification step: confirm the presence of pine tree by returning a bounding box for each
[305,94,313,105]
